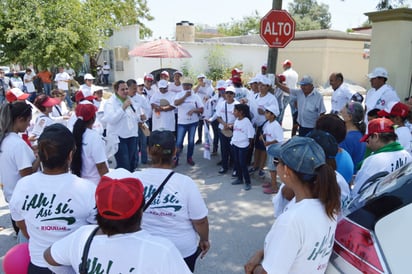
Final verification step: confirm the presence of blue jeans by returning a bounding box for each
[28,92,37,103]
[43,83,52,96]
[63,89,73,108]
[137,127,148,165]
[115,136,138,172]
[176,122,197,160]
[219,130,233,170]
[232,145,251,184]
[211,120,219,152]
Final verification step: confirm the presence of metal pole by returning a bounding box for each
[267,0,283,74]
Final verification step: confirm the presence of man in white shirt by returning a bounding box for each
[102,61,110,85]
[194,74,214,145]
[330,72,356,114]
[281,59,299,136]
[54,66,73,109]
[23,68,37,102]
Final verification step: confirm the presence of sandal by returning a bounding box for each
[263,187,279,194]
[262,182,271,188]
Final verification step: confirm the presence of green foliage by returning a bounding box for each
[376,0,406,9]
[0,0,153,69]
[288,0,331,30]
[204,45,231,81]
[217,10,261,36]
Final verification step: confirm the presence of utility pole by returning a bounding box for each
[267,0,283,74]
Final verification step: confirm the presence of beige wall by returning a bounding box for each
[366,8,412,99]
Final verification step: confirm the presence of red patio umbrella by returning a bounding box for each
[128,39,192,68]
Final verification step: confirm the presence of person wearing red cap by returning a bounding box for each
[30,94,60,142]
[9,124,97,273]
[194,74,214,145]
[160,70,170,81]
[377,101,412,154]
[280,59,299,136]
[71,103,109,184]
[44,168,192,274]
[143,73,158,100]
[352,118,412,197]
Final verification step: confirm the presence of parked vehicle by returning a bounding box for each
[326,162,412,274]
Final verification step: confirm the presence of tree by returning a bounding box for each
[288,0,331,31]
[376,0,406,9]
[217,10,261,36]
[0,0,153,69]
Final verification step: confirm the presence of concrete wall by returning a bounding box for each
[107,26,371,89]
[366,8,412,99]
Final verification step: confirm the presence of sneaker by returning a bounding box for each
[218,168,227,174]
[231,170,237,178]
[231,179,243,185]
[262,182,271,188]
[248,167,258,174]
[263,187,278,194]
[244,183,252,191]
[195,139,202,145]
[258,170,265,178]
[187,158,195,166]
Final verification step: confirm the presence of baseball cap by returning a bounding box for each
[272,136,326,176]
[182,77,193,85]
[367,67,388,79]
[225,85,236,94]
[378,101,410,118]
[306,130,338,159]
[144,73,154,81]
[265,105,279,116]
[283,59,292,66]
[91,85,104,94]
[231,68,243,76]
[261,63,267,69]
[6,88,29,102]
[259,77,271,86]
[248,77,260,85]
[160,70,169,77]
[149,130,175,155]
[158,79,168,89]
[75,91,96,103]
[360,118,394,142]
[277,74,286,83]
[173,70,183,76]
[299,75,313,86]
[84,73,95,80]
[96,168,144,221]
[216,80,227,90]
[36,95,60,108]
[136,78,144,85]
[231,76,242,84]
[75,102,97,122]
[197,73,206,79]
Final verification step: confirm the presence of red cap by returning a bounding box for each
[231,76,242,84]
[378,102,410,118]
[231,68,243,76]
[75,91,96,103]
[75,102,97,122]
[96,174,144,220]
[277,74,286,83]
[41,97,60,107]
[6,88,29,102]
[144,74,154,81]
[283,59,292,67]
[360,118,394,142]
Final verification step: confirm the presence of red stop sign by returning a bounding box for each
[260,10,296,48]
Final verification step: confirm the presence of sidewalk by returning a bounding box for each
[0,96,331,274]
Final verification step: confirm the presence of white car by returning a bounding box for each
[327,162,412,274]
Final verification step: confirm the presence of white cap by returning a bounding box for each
[84,73,95,80]
[158,79,168,89]
[136,78,144,85]
[265,105,280,116]
[197,73,206,79]
[367,67,388,79]
[216,80,227,90]
[248,77,260,84]
[259,77,271,86]
[92,85,104,93]
[225,86,236,93]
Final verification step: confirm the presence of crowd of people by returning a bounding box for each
[1,60,412,273]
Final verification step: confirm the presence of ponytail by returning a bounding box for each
[71,118,88,177]
[0,102,32,150]
[312,164,341,219]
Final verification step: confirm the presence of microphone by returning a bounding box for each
[130,104,136,113]
[127,96,136,112]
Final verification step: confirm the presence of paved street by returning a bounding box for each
[0,96,331,274]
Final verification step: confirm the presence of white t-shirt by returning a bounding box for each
[80,128,108,184]
[150,91,176,131]
[365,84,399,122]
[79,84,93,97]
[50,225,192,274]
[331,83,355,113]
[133,168,208,258]
[54,72,70,91]
[168,82,183,94]
[131,93,151,120]
[9,172,97,270]
[252,92,279,126]
[282,68,299,89]
[352,149,412,196]
[262,199,336,274]
[215,100,238,130]
[174,90,204,125]
[0,133,36,202]
[102,64,110,75]
[263,119,283,147]
[230,117,255,148]
[23,72,36,93]
[395,126,412,154]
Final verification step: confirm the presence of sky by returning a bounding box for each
[143,0,411,39]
